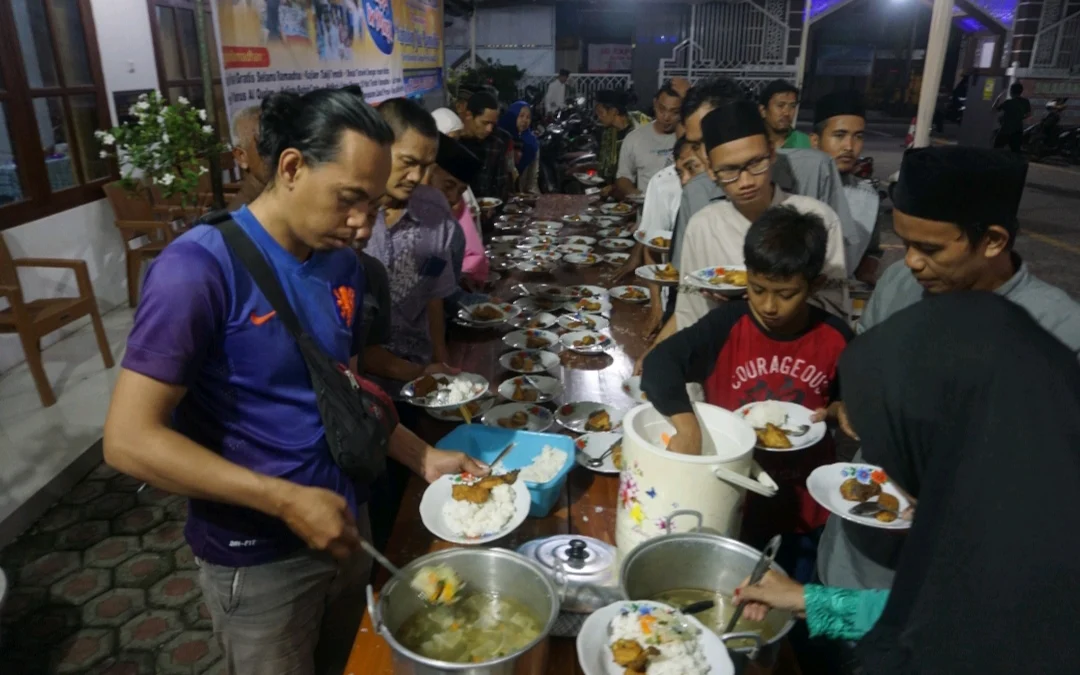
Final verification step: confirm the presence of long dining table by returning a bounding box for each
[344,194,802,675]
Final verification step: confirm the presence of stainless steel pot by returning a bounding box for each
[367,547,560,675]
[618,516,796,675]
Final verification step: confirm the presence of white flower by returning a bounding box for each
[135,100,150,111]
[157,115,166,124]
[199,109,208,121]
[198,166,209,175]
[99,150,109,159]
[177,95,190,106]
[162,133,170,143]
[100,133,115,146]
[94,130,104,139]
[202,125,214,134]
[157,173,175,186]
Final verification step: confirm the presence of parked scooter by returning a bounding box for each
[1023,99,1079,164]
[537,96,599,193]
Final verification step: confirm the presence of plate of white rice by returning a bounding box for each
[576,601,733,675]
[420,472,531,545]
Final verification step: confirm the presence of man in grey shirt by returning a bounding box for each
[615,84,681,198]
[818,146,1080,593]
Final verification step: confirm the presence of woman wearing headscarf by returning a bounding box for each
[732,292,1080,674]
[498,101,540,194]
[431,107,482,236]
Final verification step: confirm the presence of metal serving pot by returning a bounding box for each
[367,547,560,675]
[618,518,796,674]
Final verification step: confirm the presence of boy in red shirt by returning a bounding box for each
[641,205,852,581]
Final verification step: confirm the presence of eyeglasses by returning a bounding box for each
[714,155,772,184]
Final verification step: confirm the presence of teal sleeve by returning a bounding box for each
[804,585,890,640]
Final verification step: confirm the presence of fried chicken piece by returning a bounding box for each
[611,441,623,470]
[655,264,679,281]
[839,478,882,502]
[476,470,519,490]
[509,353,536,371]
[525,317,544,329]
[876,492,900,512]
[452,483,492,504]
[874,509,899,523]
[525,335,550,349]
[413,374,449,398]
[586,410,612,432]
[498,411,530,429]
[622,287,646,300]
[755,423,793,449]
[471,305,504,321]
[512,382,539,402]
[578,299,601,311]
[574,335,597,347]
[568,319,594,330]
[722,269,748,286]
[610,639,645,667]
[650,237,671,248]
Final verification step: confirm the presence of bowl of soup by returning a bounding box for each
[368,547,560,674]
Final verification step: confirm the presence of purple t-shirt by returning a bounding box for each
[121,207,367,567]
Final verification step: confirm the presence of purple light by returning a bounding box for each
[957,16,986,32]
[809,0,1015,27]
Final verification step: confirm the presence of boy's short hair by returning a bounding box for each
[743,205,828,281]
[466,92,499,117]
[758,80,799,107]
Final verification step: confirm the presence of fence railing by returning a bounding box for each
[516,74,633,108]
[1032,6,1080,70]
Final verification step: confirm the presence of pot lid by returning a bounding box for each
[518,535,621,613]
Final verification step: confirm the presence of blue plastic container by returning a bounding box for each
[434,425,576,518]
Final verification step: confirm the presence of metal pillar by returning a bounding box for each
[194,0,224,209]
[795,0,813,90]
[913,0,954,147]
[687,3,696,81]
[469,9,477,69]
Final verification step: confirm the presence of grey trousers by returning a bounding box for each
[197,504,373,675]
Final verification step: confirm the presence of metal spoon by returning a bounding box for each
[681,600,716,615]
[724,535,781,634]
[849,501,897,518]
[587,442,618,468]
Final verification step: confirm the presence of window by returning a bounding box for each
[0,0,114,229]
[148,0,227,141]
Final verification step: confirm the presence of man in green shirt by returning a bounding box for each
[759,79,812,150]
[594,89,650,189]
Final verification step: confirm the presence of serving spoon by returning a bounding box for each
[587,442,619,468]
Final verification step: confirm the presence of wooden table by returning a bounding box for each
[344,195,801,675]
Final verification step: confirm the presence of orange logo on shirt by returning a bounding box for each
[250,310,277,326]
[334,286,356,326]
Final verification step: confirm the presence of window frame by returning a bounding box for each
[0,0,116,230]
[146,0,225,130]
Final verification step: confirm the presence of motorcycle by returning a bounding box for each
[1022,99,1079,164]
[852,156,888,201]
[536,96,600,193]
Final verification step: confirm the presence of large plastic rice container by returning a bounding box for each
[435,425,576,517]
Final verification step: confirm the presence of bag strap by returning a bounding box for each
[216,218,306,340]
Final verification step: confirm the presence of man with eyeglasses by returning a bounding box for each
[674,101,847,330]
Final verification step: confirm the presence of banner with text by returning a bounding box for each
[587,44,632,73]
[212,0,443,134]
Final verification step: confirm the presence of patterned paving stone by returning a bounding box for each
[19,550,81,587]
[85,536,141,568]
[55,519,112,550]
[118,609,183,650]
[149,570,202,609]
[164,498,189,521]
[50,567,111,606]
[61,479,108,505]
[201,657,228,675]
[182,598,213,630]
[0,532,58,568]
[0,584,48,624]
[112,506,165,536]
[16,605,81,646]
[157,631,222,675]
[33,505,81,533]
[136,485,182,507]
[51,627,115,673]
[173,545,197,570]
[108,473,146,493]
[143,521,186,552]
[83,588,147,627]
[115,552,174,589]
[86,492,138,520]
[86,651,158,675]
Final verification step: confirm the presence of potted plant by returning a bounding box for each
[96,91,227,211]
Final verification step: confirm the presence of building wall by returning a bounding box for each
[0,0,159,375]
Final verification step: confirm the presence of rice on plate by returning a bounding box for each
[519,446,569,484]
[443,483,517,539]
[608,602,709,675]
[743,400,788,428]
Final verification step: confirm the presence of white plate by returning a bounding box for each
[529,251,563,264]
[497,374,563,403]
[518,236,556,249]
[557,313,610,331]
[515,260,553,274]
[734,401,827,451]
[499,349,561,374]
[400,372,489,409]
[425,395,497,422]
[686,265,749,295]
[509,311,559,330]
[625,193,646,204]
[567,285,608,299]
[576,601,735,675]
[610,285,651,304]
[595,219,628,230]
[599,238,635,252]
[634,229,673,252]
[562,214,594,225]
[531,220,564,231]
[563,252,602,266]
[599,203,635,216]
[556,402,624,433]
[419,473,531,545]
[503,203,532,215]
[503,329,560,351]
[477,198,503,210]
[807,463,913,531]
[573,432,623,474]
[563,298,612,315]
[558,244,593,256]
[494,220,525,231]
[602,252,630,266]
[621,375,648,403]
[596,227,634,239]
[560,330,613,354]
[635,264,681,286]
[574,172,605,186]
[482,402,555,432]
[563,235,597,246]
[513,296,564,313]
[491,235,522,245]
[459,302,521,327]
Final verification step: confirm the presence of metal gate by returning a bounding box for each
[658,0,797,92]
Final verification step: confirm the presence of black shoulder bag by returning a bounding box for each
[210,213,397,485]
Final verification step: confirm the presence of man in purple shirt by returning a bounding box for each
[103,88,486,675]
